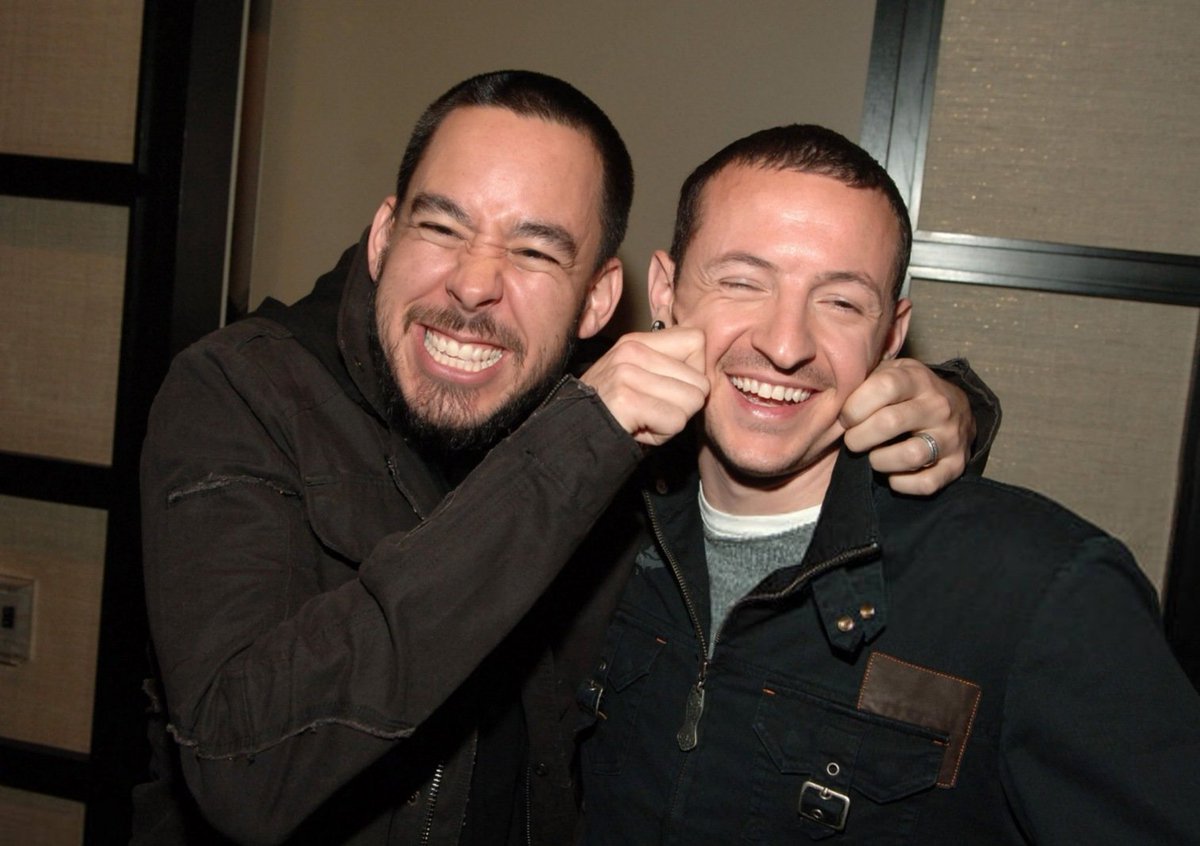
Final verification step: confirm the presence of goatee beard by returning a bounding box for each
[367,293,576,456]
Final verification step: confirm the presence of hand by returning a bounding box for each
[839,358,976,495]
[580,327,709,446]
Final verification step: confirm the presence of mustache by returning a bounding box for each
[403,304,525,361]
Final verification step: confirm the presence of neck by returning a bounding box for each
[696,445,837,516]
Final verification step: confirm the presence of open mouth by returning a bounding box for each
[424,327,504,373]
[730,375,811,405]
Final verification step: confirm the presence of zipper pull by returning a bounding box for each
[676,680,706,751]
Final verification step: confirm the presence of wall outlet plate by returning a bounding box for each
[0,574,35,665]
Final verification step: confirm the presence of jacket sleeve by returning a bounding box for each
[998,534,1200,842]
[929,358,1001,475]
[140,328,643,843]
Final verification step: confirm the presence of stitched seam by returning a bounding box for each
[946,685,982,788]
[167,473,299,505]
[865,651,980,691]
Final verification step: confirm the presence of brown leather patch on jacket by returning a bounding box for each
[857,652,981,787]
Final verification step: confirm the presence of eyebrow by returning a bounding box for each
[409,192,579,265]
[709,253,883,297]
[816,269,883,297]
[409,192,471,227]
[512,220,579,265]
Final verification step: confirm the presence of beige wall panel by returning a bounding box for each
[920,0,1200,256]
[0,496,106,754]
[905,279,1196,592]
[0,786,83,846]
[248,0,877,332]
[0,197,126,466]
[0,0,143,163]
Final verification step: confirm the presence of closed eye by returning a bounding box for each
[509,245,567,273]
[412,220,465,247]
[719,278,764,293]
[513,247,559,265]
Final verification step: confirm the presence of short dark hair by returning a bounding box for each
[394,70,634,274]
[669,124,911,300]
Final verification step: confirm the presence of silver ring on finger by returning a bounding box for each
[916,432,940,468]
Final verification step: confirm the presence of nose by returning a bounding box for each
[751,295,815,371]
[446,242,506,311]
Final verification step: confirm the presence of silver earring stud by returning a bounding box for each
[651,320,666,332]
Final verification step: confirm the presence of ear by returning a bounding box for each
[647,250,677,326]
[576,257,624,339]
[367,197,397,281]
[882,297,913,360]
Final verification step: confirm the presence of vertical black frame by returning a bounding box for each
[0,1,247,839]
[862,0,1200,687]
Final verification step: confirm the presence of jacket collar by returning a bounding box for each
[806,447,887,654]
[336,231,450,515]
[643,436,887,655]
[337,229,393,421]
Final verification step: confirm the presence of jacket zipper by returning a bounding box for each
[709,541,880,663]
[644,488,879,752]
[418,761,445,845]
[536,374,574,412]
[643,491,710,752]
[523,763,533,846]
[726,542,880,625]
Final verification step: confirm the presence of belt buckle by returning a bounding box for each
[799,779,850,831]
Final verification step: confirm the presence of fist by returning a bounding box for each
[580,326,709,445]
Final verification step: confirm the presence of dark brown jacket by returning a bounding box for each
[139,237,641,844]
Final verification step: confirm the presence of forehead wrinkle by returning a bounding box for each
[707,251,778,274]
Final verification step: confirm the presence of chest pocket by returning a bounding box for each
[576,623,666,775]
[743,681,945,843]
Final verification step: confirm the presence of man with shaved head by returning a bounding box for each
[577,123,1199,845]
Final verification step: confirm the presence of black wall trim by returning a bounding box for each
[0,155,137,206]
[862,0,945,213]
[1164,327,1200,683]
[0,740,90,802]
[911,231,1200,307]
[0,454,111,510]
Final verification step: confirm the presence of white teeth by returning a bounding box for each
[730,376,811,404]
[424,329,503,372]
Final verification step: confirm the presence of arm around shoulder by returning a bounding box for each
[928,358,1000,475]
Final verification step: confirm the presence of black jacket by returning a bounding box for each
[578,438,1200,843]
[138,237,641,844]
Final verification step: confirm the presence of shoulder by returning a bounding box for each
[157,314,342,422]
[876,474,1149,603]
[883,473,1117,550]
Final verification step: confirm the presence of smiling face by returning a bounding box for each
[650,165,911,513]
[369,106,621,449]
